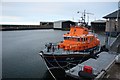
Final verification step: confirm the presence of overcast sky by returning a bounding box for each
[0,1,119,25]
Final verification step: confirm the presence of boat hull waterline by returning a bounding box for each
[39,46,100,68]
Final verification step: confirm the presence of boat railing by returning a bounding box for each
[44,43,90,55]
[44,42,68,54]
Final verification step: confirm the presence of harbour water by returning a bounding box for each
[2,29,67,79]
[2,29,115,79]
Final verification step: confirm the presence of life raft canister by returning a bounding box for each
[78,65,95,79]
[83,65,93,74]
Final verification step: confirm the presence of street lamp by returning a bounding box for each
[118,1,120,9]
[117,1,120,34]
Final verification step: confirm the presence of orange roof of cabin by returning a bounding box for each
[64,26,88,37]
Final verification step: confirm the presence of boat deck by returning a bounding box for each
[66,52,117,79]
[43,48,90,55]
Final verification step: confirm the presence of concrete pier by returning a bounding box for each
[103,63,120,79]
[66,33,120,80]
[66,52,117,79]
[110,34,120,53]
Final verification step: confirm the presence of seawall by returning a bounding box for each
[0,24,53,31]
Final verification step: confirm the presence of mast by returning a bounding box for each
[83,10,86,24]
[77,10,94,26]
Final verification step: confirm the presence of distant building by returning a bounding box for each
[91,20,106,32]
[103,10,120,36]
[1,22,53,31]
[1,24,41,31]
[53,20,75,30]
[40,22,53,28]
[40,22,53,26]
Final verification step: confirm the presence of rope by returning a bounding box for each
[52,52,67,71]
[78,51,89,64]
[41,44,100,79]
[40,52,56,80]
[54,51,89,70]
[42,55,55,67]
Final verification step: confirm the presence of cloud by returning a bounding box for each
[0,16,40,25]
[29,3,68,15]
[0,16,23,22]
[1,0,119,2]
[0,22,39,25]
[1,2,118,25]
[2,2,65,16]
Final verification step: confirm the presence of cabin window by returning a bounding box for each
[81,38,83,42]
[84,38,88,41]
[81,38,88,42]
[81,38,85,42]
[78,38,80,41]
[86,38,88,41]
[84,38,86,41]
[90,37,93,42]
[64,37,66,40]
[74,29,76,32]
[83,38,85,42]
[66,37,75,40]
[72,37,77,41]
[64,37,69,40]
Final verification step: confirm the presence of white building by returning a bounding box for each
[53,20,75,30]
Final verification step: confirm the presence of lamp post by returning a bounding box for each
[117,1,120,33]
[105,1,120,49]
[118,1,120,9]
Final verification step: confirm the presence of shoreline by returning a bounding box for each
[0,24,53,31]
[1,28,53,31]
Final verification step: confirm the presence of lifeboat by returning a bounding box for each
[39,25,100,69]
[58,26,100,52]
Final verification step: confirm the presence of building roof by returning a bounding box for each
[91,20,106,23]
[54,20,75,23]
[103,9,120,19]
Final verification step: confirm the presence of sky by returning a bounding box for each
[0,0,119,25]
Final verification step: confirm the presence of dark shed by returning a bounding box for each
[91,20,106,32]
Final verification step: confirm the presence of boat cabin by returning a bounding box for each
[58,26,100,51]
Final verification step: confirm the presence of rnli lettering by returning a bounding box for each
[66,58,74,60]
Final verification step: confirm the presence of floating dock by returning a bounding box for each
[66,52,117,79]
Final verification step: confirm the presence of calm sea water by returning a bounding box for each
[2,29,67,79]
[2,29,115,79]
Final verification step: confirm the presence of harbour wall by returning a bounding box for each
[0,24,53,31]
